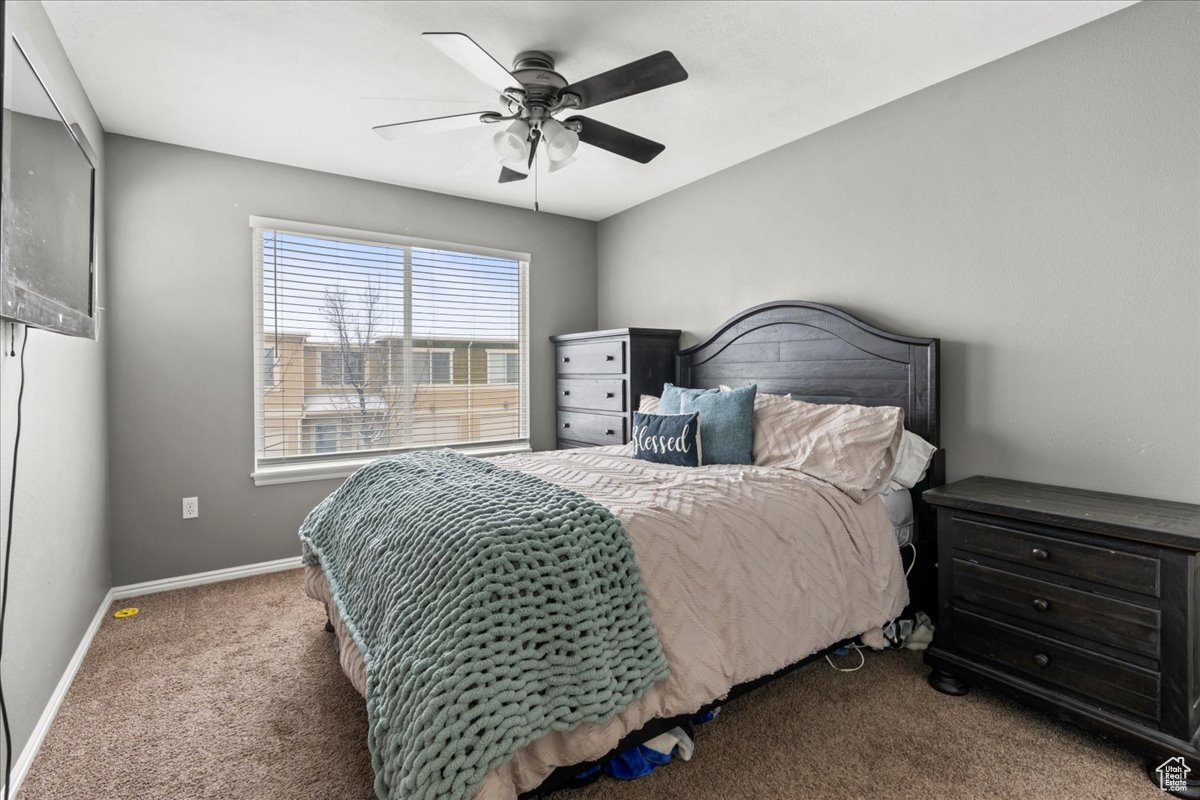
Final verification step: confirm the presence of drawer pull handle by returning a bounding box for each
[1031,598,1050,612]
[1031,548,1049,561]
[605,392,614,398]
[562,423,570,429]
[605,429,615,436]
[605,354,615,361]
[562,390,570,396]
[1033,653,1051,668]
[562,357,570,363]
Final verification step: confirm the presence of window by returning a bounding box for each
[252,217,529,483]
[313,422,339,454]
[487,350,519,384]
[414,349,453,385]
[320,349,365,386]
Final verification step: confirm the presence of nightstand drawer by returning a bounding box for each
[953,559,1160,657]
[953,609,1160,721]
[557,379,625,412]
[953,515,1160,596]
[557,410,626,446]
[556,340,625,375]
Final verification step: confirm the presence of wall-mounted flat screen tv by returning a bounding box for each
[0,13,98,339]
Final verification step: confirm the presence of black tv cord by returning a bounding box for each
[1,323,29,799]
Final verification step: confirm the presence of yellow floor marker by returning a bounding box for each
[113,607,139,619]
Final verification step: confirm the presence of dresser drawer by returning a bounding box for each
[556,340,625,375]
[557,379,625,412]
[952,609,1160,721]
[952,515,1160,596]
[953,559,1160,658]
[557,410,626,446]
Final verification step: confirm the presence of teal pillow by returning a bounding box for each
[680,384,757,465]
[659,383,717,414]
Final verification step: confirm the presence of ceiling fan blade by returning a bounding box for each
[372,111,490,141]
[499,166,528,183]
[455,134,502,175]
[362,96,491,105]
[423,32,520,95]
[562,51,687,110]
[567,116,666,164]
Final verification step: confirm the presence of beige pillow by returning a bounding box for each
[754,398,904,502]
[638,394,661,414]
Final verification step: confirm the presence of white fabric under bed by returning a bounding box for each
[880,485,916,547]
[305,445,908,800]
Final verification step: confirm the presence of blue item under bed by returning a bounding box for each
[573,708,720,785]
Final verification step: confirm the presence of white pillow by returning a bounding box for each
[638,394,660,414]
[887,430,938,490]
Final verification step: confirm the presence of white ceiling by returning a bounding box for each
[44,0,1135,220]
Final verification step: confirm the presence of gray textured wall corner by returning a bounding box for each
[597,1,1200,502]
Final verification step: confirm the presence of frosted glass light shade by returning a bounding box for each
[541,118,580,162]
[493,120,531,162]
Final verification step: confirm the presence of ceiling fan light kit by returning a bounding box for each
[373,32,688,196]
[493,119,532,162]
[539,118,580,163]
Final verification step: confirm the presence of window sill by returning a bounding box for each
[250,441,533,487]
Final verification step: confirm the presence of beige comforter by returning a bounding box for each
[305,445,907,800]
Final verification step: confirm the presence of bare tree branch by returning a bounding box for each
[320,279,413,450]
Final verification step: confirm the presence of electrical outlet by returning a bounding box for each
[182,497,199,520]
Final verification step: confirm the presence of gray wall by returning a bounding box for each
[105,135,596,584]
[0,0,109,768]
[597,1,1200,503]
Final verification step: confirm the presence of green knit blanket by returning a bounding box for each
[299,450,668,800]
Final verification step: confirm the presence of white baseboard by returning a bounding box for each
[9,555,304,798]
[111,555,303,600]
[10,587,114,799]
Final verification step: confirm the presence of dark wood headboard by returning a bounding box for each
[677,300,943,613]
[676,300,940,445]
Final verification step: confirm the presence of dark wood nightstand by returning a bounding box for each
[923,476,1200,797]
[549,328,679,450]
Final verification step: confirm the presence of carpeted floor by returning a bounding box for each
[20,569,1159,799]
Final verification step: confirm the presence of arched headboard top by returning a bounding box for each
[676,301,940,446]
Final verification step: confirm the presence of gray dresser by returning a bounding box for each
[550,328,679,450]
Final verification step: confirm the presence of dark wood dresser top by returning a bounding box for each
[924,476,1200,551]
[550,327,681,343]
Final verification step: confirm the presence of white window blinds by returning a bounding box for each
[252,217,529,474]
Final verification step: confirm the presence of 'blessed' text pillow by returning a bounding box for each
[631,412,701,467]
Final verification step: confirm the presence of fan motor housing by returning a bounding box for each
[511,50,567,105]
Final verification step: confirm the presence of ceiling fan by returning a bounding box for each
[373,33,688,184]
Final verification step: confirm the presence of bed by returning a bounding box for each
[303,300,942,800]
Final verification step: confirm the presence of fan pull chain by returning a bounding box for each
[534,150,540,213]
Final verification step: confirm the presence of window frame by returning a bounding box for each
[311,421,340,454]
[412,347,455,386]
[250,216,531,486]
[486,348,520,385]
